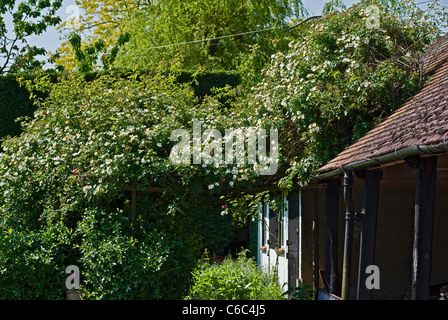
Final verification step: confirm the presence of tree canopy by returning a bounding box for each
[54,0,307,85]
[115,0,306,73]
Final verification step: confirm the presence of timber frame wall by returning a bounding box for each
[300,153,448,300]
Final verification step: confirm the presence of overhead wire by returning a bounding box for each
[133,25,290,52]
[40,1,442,67]
[130,16,323,52]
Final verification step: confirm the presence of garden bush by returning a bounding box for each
[0,208,192,299]
[0,71,227,299]
[0,70,241,141]
[185,250,284,300]
[76,209,195,299]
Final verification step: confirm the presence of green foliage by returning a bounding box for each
[0,206,193,299]
[0,74,37,140]
[242,0,446,189]
[190,206,234,255]
[53,0,133,71]
[76,209,193,299]
[0,71,58,141]
[186,250,284,300]
[0,217,73,299]
[0,0,63,74]
[115,0,307,85]
[0,69,246,299]
[176,70,241,101]
[0,70,241,140]
[0,72,204,299]
[67,32,131,72]
[286,284,316,300]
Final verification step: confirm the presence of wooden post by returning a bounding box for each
[261,201,267,248]
[288,191,300,292]
[357,169,382,300]
[411,156,437,300]
[324,179,340,295]
[313,189,320,290]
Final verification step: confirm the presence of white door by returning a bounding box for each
[268,193,288,290]
[258,194,289,291]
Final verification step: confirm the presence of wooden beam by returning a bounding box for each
[324,179,339,295]
[411,156,437,300]
[357,169,382,300]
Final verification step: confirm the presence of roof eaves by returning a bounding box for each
[315,140,448,181]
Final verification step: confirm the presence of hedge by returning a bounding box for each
[0,69,241,140]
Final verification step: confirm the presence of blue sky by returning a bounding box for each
[3,0,448,68]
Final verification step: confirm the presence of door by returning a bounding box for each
[266,193,289,290]
[258,192,300,292]
[276,192,289,289]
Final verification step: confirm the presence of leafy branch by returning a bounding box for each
[0,0,63,74]
[67,32,130,72]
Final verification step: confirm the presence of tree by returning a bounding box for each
[66,31,130,72]
[116,0,307,84]
[54,0,307,85]
[0,0,63,74]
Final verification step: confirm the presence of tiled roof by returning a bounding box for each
[319,33,448,173]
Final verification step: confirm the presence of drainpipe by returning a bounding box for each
[341,170,355,300]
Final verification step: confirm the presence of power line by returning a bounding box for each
[134,25,289,51]
[133,15,322,52]
[129,1,448,53]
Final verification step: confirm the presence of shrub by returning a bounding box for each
[0,70,241,140]
[0,206,197,299]
[76,209,193,299]
[185,250,284,300]
[0,72,218,299]
[0,219,71,299]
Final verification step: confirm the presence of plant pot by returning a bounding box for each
[275,248,285,254]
